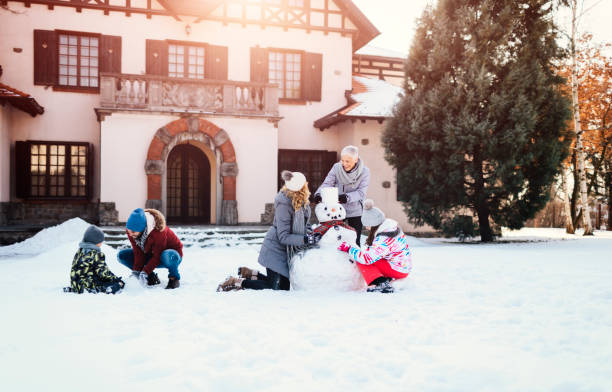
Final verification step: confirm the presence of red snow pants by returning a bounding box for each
[357,260,409,285]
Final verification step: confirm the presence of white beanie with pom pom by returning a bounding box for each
[361,199,385,227]
[281,170,307,192]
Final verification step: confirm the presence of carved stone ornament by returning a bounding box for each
[162,82,223,110]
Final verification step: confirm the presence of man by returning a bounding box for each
[117,208,183,289]
[313,145,370,246]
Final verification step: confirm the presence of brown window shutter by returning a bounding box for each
[146,39,168,76]
[303,52,322,102]
[206,44,228,80]
[100,35,122,74]
[33,30,58,86]
[15,141,30,198]
[87,143,94,200]
[250,47,269,83]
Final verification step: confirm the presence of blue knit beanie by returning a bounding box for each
[126,208,147,232]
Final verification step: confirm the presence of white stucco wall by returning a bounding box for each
[0,105,11,202]
[100,114,277,223]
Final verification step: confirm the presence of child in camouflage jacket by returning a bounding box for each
[64,225,125,294]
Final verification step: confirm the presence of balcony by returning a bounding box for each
[97,73,280,120]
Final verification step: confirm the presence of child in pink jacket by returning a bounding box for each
[338,199,412,293]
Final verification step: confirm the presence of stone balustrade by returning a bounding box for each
[99,73,279,117]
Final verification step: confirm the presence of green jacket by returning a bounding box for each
[69,244,122,294]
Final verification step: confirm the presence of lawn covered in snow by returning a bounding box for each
[1,219,611,392]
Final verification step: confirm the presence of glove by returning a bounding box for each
[146,272,161,286]
[338,194,348,204]
[304,232,322,245]
[130,270,140,279]
[137,271,148,287]
[312,193,322,204]
[338,242,351,253]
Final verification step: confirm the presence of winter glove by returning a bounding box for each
[304,232,322,245]
[338,242,351,253]
[146,272,161,286]
[312,193,322,204]
[137,271,148,287]
[105,281,124,294]
[131,270,141,279]
[338,194,348,204]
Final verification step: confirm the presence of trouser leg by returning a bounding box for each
[158,249,182,279]
[117,249,135,270]
[241,268,289,291]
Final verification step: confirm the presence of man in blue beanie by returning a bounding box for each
[118,208,183,289]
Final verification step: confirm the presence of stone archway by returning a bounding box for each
[144,117,238,224]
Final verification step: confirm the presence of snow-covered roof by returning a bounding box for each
[354,45,407,59]
[313,75,404,130]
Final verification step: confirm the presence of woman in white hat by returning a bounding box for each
[337,199,412,293]
[217,170,322,291]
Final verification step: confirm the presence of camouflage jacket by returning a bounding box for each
[69,245,122,294]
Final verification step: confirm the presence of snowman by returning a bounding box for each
[289,187,366,291]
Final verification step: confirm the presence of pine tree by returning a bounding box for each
[384,0,571,242]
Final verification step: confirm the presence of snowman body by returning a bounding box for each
[289,188,365,291]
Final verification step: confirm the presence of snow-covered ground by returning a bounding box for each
[1,220,612,392]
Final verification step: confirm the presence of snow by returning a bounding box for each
[1,221,612,391]
[346,76,403,117]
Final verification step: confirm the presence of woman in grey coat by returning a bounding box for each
[217,170,322,291]
[313,145,370,246]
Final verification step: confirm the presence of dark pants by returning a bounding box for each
[345,216,363,246]
[242,268,290,291]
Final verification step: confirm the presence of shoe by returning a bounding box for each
[217,276,244,292]
[165,277,180,289]
[237,266,259,280]
[366,280,395,293]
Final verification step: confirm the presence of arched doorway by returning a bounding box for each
[166,144,211,224]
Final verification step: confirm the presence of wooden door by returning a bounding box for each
[167,144,211,223]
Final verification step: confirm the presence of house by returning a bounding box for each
[0,0,428,234]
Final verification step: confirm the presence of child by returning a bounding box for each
[64,225,125,294]
[338,199,412,293]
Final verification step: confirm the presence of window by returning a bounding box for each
[168,44,205,79]
[58,33,99,88]
[269,50,302,99]
[278,149,337,194]
[16,141,91,199]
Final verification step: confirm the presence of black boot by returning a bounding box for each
[367,280,394,293]
[165,277,180,289]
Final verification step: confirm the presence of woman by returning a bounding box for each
[338,200,412,293]
[217,170,321,291]
[313,145,370,246]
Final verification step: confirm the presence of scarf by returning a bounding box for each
[286,206,310,270]
[334,158,365,186]
[134,226,149,252]
[313,220,355,236]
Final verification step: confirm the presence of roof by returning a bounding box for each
[355,45,407,59]
[314,76,403,131]
[0,82,44,117]
[158,0,379,52]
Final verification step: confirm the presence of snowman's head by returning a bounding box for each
[315,202,346,222]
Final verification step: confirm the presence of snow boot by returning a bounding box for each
[237,266,259,280]
[366,280,394,293]
[165,277,180,289]
[217,276,245,292]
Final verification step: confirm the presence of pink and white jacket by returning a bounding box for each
[347,219,412,274]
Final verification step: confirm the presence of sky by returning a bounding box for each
[352,0,612,55]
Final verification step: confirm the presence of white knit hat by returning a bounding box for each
[361,199,385,227]
[281,170,307,192]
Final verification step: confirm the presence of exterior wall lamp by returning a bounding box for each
[185,24,192,36]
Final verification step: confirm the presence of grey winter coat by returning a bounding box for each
[316,161,371,218]
[258,191,311,278]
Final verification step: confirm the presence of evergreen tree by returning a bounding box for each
[384,0,572,242]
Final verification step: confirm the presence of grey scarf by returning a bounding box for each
[134,226,149,252]
[286,205,309,270]
[79,242,101,252]
[334,158,365,185]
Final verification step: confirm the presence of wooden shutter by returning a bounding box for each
[206,44,228,80]
[303,52,322,102]
[87,143,94,200]
[100,35,122,74]
[146,39,168,76]
[250,47,269,83]
[15,141,30,198]
[33,30,57,86]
